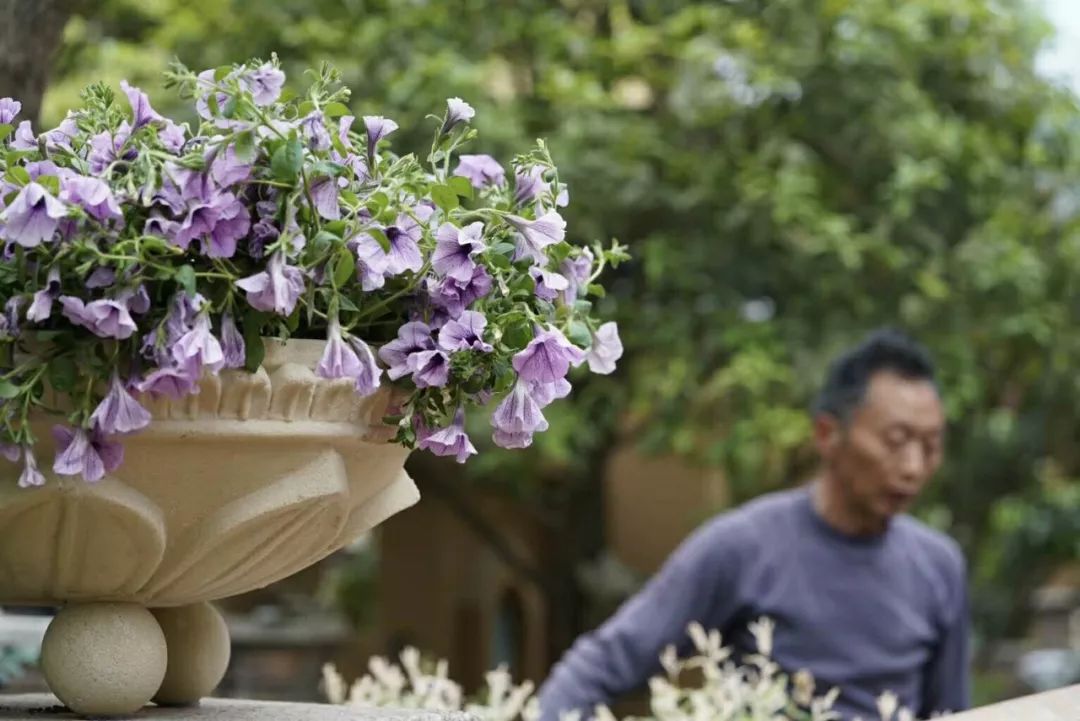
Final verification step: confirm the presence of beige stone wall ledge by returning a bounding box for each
[950,684,1080,720]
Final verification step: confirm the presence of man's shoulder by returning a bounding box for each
[697,486,807,538]
[893,514,966,579]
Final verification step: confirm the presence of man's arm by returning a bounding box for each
[537,517,744,721]
[920,552,971,717]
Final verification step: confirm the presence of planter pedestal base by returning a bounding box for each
[41,603,168,717]
[152,603,231,707]
[39,602,231,717]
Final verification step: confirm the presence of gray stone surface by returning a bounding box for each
[0,695,476,721]
[949,683,1080,720]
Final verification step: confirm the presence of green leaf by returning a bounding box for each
[0,124,12,143]
[47,357,77,393]
[213,65,233,81]
[5,150,33,166]
[311,160,346,177]
[0,380,19,400]
[297,100,316,117]
[367,192,389,214]
[37,175,59,196]
[489,253,512,270]
[324,220,349,236]
[234,131,257,163]
[549,242,573,265]
[222,96,238,118]
[586,283,606,298]
[242,311,267,372]
[324,102,352,118]
[175,264,197,296]
[338,295,359,313]
[504,319,533,349]
[431,184,460,212]
[271,138,304,182]
[448,175,474,199]
[568,321,592,348]
[333,248,355,287]
[367,227,391,253]
[4,166,29,186]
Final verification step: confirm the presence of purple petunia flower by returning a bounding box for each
[512,325,586,384]
[378,321,434,381]
[120,80,163,129]
[18,447,45,488]
[528,377,572,408]
[236,252,306,316]
[530,267,570,302]
[172,311,225,373]
[59,296,138,340]
[406,350,450,388]
[315,319,383,396]
[52,425,124,483]
[241,63,286,106]
[88,122,132,175]
[384,213,424,276]
[310,176,340,220]
[85,267,116,289]
[4,297,22,337]
[301,111,331,152]
[210,145,253,188]
[586,322,623,375]
[26,266,61,322]
[513,166,545,207]
[337,115,356,150]
[159,120,187,154]
[427,265,493,318]
[437,310,493,353]
[201,192,251,258]
[491,380,549,449]
[348,337,382,396]
[195,69,230,120]
[60,175,124,225]
[433,221,485,282]
[123,285,151,316]
[454,154,505,189]
[560,248,593,304]
[507,210,566,263]
[0,183,67,247]
[347,232,390,291]
[0,444,19,462]
[42,113,80,152]
[11,121,35,151]
[89,374,152,435]
[135,359,201,399]
[0,98,20,124]
[364,116,399,160]
[417,407,477,463]
[220,311,246,369]
[442,98,475,133]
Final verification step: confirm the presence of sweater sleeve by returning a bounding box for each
[537,516,744,721]
[919,548,971,717]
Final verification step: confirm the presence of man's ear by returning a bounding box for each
[813,413,843,458]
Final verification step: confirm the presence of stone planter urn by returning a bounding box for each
[0,340,419,717]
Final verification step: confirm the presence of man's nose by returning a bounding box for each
[898,443,927,480]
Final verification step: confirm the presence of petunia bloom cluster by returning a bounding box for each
[0,58,626,485]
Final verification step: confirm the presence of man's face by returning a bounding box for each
[816,371,946,525]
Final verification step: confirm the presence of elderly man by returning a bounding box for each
[538,328,969,720]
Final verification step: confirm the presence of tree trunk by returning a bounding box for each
[0,0,74,124]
